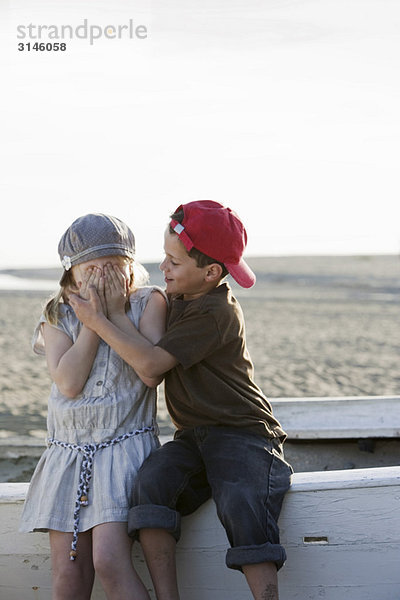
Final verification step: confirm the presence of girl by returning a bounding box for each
[20,213,167,600]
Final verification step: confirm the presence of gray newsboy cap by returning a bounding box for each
[58,213,135,270]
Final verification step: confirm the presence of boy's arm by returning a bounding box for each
[111,290,169,387]
[69,287,178,379]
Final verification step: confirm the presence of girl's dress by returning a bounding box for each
[20,286,164,536]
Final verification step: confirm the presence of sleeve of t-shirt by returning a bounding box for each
[156,310,222,369]
[32,304,76,355]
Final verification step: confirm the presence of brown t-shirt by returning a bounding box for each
[156,283,286,439]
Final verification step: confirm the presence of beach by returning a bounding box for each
[0,255,399,481]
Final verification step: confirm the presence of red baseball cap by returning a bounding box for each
[170,200,256,288]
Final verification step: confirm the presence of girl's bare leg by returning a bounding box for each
[49,530,94,600]
[92,522,151,600]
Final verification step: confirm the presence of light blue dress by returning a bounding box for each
[20,286,164,534]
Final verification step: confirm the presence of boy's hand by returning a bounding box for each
[69,286,105,330]
[104,263,129,318]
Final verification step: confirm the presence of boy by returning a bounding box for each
[70,200,292,600]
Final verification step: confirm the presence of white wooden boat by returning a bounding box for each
[271,395,400,440]
[1,396,400,599]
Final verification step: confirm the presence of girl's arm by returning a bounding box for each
[44,268,104,398]
[43,324,100,398]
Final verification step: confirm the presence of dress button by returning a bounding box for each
[96,380,103,386]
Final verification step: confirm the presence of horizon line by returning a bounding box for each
[0,252,399,272]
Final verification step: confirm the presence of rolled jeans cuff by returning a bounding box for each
[226,541,287,572]
[128,504,181,542]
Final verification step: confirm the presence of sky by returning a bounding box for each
[1,0,400,269]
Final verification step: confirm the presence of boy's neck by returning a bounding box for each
[182,280,225,301]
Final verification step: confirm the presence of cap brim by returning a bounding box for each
[225,258,256,289]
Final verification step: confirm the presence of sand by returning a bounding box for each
[0,255,399,480]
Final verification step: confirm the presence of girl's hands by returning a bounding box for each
[77,268,106,316]
[103,263,129,318]
[69,267,107,321]
[79,267,96,300]
[69,262,129,326]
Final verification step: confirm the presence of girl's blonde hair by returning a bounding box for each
[44,257,149,325]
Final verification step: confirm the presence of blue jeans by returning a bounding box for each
[129,426,292,571]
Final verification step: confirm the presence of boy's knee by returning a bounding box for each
[216,485,257,522]
[132,457,166,505]
[128,504,182,542]
[215,486,276,549]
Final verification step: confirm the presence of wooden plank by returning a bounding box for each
[1,466,400,600]
[0,482,28,503]
[288,464,400,491]
[270,396,400,439]
[177,468,400,598]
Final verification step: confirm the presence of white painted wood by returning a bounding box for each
[270,395,400,439]
[2,466,400,599]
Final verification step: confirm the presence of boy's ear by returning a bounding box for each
[205,263,223,282]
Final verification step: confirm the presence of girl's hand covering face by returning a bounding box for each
[68,258,130,320]
[74,267,107,315]
[82,268,105,311]
[104,263,130,317]
[79,267,97,300]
